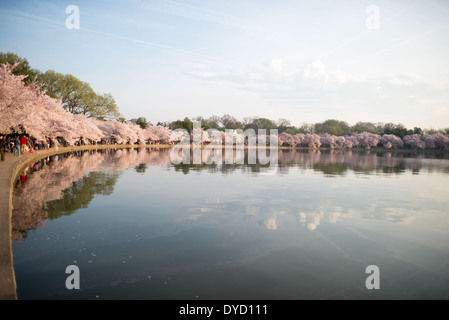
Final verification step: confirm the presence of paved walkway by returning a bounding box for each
[0,144,171,300]
[0,151,20,300]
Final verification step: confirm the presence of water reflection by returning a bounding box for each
[278,149,449,176]
[12,148,171,241]
[10,148,449,300]
[174,148,449,175]
[11,148,449,241]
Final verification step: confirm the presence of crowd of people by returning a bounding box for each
[0,134,53,160]
[0,133,175,162]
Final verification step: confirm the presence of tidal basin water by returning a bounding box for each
[11,148,449,299]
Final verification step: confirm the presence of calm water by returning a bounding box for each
[11,148,449,299]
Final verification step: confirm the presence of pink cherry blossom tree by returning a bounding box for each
[380,134,404,149]
[1,62,180,145]
[403,134,426,150]
[302,134,321,148]
[353,132,380,149]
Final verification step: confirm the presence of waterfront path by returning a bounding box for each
[0,144,170,300]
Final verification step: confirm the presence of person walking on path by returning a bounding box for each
[20,135,28,154]
[6,136,11,153]
[0,136,5,161]
[8,137,14,152]
[14,136,21,157]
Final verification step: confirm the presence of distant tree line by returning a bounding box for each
[159,115,448,139]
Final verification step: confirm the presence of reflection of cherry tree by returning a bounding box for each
[11,149,172,241]
[12,155,94,241]
[277,149,449,175]
[12,149,449,239]
[173,148,449,175]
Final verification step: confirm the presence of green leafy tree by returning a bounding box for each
[0,52,40,85]
[169,120,184,130]
[413,127,423,135]
[244,117,276,131]
[169,117,194,132]
[314,119,350,136]
[182,117,193,132]
[37,69,63,99]
[130,117,149,129]
[38,70,120,120]
[207,115,221,129]
[299,122,314,134]
[350,121,382,134]
[381,123,412,138]
[194,116,213,130]
[276,118,292,133]
[220,114,243,129]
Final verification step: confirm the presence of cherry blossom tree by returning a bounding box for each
[145,125,174,143]
[345,135,358,149]
[434,134,449,150]
[278,132,294,147]
[353,132,380,149]
[1,62,181,145]
[292,134,305,147]
[403,134,426,150]
[302,134,321,148]
[0,62,46,136]
[320,134,337,149]
[1,62,85,143]
[379,134,404,149]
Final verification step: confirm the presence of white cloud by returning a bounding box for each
[188,58,357,92]
[387,74,423,86]
[190,71,218,79]
[303,59,326,80]
[270,59,283,74]
[182,55,448,128]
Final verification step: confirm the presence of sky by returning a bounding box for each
[1,0,448,129]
